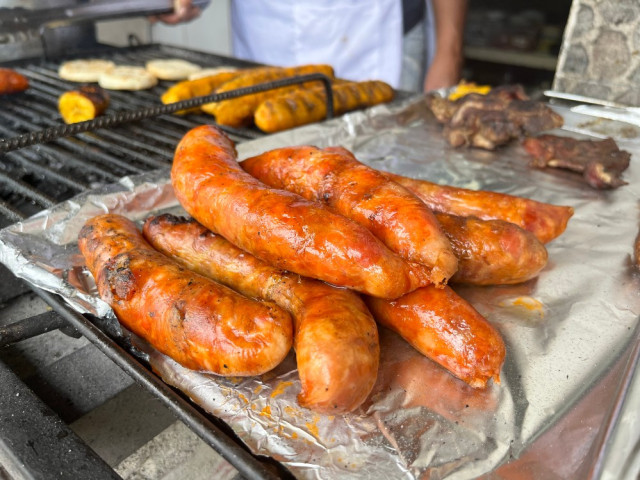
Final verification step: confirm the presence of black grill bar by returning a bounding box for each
[0,72,334,154]
[0,172,55,209]
[27,143,123,183]
[0,200,25,224]
[1,95,173,171]
[6,150,89,191]
[0,311,74,348]
[0,359,120,479]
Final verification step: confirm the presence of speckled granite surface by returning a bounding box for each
[553,0,640,106]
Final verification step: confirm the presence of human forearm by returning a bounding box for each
[424,0,468,91]
[150,0,202,25]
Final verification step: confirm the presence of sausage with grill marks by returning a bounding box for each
[78,214,293,376]
[143,214,379,414]
[254,80,394,133]
[171,125,432,299]
[201,64,335,127]
[241,145,458,286]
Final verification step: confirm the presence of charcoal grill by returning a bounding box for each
[0,42,354,479]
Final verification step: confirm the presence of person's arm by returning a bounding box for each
[150,0,202,25]
[423,0,467,92]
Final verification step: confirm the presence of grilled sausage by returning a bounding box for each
[201,64,335,127]
[143,214,379,414]
[171,125,431,299]
[254,80,394,133]
[365,285,505,388]
[0,68,29,95]
[78,214,293,376]
[435,212,548,285]
[161,70,241,114]
[385,172,573,244]
[241,145,458,286]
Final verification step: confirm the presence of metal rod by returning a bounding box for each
[0,311,71,347]
[0,73,334,154]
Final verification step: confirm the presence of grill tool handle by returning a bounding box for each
[0,0,211,34]
[0,73,335,154]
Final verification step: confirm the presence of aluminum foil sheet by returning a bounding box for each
[1,95,639,479]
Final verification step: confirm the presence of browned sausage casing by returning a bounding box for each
[366,285,505,388]
[143,214,379,414]
[436,212,548,285]
[0,68,29,95]
[241,145,458,286]
[254,80,394,133]
[385,172,573,244]
[171,125,431,299]
[78,214,293,376]
[202,64,335,127]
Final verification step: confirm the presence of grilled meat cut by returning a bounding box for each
[427,84,529,124]
[522,134,631,189]
[426,85,563,150]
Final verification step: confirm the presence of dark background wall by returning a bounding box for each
[462,0,574,93]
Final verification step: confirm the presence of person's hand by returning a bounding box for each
[150,0,202,25]
[423,53,461,92]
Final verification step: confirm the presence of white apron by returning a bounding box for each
[230,0,404,87]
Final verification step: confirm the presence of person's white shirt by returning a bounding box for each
[230,0,404,88]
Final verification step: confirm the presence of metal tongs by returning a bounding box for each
[0,0,211,34]
[545,90,640,129]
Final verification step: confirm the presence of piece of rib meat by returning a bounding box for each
[426,85,563,150]
[522,134,630,189]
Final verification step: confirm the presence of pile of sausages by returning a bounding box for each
[78,125,574,414]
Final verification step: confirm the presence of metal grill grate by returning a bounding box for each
[0,44,265,227]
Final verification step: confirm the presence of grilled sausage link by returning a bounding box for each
[436,212,548,285]
[143,214,379,414]
[78,214,293,376]
[161,70,241,114]
[241,145,458,286]
[171,125,431,299]
[0,68,29,95]
[385,172,573,244]
[201,64,335,127]
[254,80,394,133]
[365,285,505,388]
